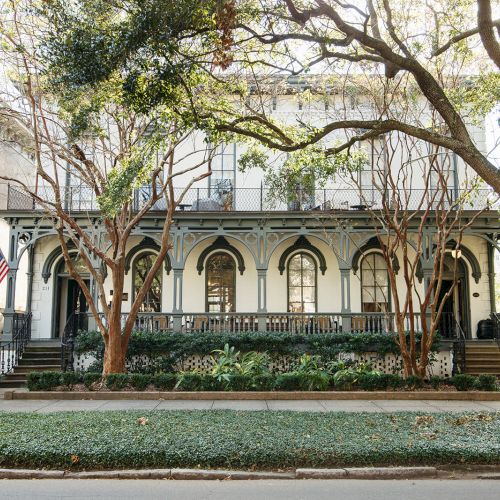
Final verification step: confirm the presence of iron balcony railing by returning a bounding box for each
[6,184,497,213]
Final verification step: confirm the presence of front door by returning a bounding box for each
[54,278,89,338]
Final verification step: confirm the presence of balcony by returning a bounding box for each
[5,184,496,213]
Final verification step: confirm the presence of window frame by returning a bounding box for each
[360,251,391,313]
[286,251,318,313]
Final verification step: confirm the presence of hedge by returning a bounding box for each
[75,330,441,372]
[26,371,498,392]
[0,411,498,470]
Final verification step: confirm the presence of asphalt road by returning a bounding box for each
[0,480,499,500]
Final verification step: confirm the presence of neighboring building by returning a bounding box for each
[0,80,499,379]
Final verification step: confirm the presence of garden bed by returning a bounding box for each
[0,410,498,470]
[25,371,499,393]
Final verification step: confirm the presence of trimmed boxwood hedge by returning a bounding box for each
[0,410,498,470]
[26,371,498,392]
[75,330,441,373]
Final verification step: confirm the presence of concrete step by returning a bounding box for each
[0,379,26,388]
[18,358,60,366]
[12,365,60,374]
[21,353,60,361]
[24,347,61,354]
[2,373,30,381]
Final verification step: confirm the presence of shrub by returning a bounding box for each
[175,372,204,391]
[105,374,130,391]
[129,374,152,391]
[384,373,404,390]
[274,372,329,391]
[26,371,62,391]
[60,372,81,389]
[451,374,476,391]
[405,375,424,389]
[153,373,177,391]
[358,372,385,391]
[429,376,445,390]
[83,372,102,390]
[274,372,303,391]
[476,374,497,392]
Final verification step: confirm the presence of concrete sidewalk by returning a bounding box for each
[1,398,499,413]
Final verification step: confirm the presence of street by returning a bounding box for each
[0,480,499,500]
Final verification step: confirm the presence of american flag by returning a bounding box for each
[0,249,9,284]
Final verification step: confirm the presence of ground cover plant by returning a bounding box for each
[0,411,498,470]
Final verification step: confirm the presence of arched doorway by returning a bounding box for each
[53,255,89,339]
[437,255,470,339]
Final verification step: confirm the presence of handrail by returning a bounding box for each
[0,312,32,376]
[61,312,86,372]
[452,317,467,374]
[491,313,500,348]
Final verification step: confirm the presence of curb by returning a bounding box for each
[1,466,499,480]
[5,390,500,401]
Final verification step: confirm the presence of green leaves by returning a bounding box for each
[1,410,498,469]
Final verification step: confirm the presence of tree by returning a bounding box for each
[52,0,499,191]
[0,0,218,374]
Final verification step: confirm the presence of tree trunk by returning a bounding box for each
[102,319,126,375]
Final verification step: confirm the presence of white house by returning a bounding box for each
[0,78,499,381]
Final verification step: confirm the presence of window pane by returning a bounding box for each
[288,254,302,271]
[206,253,235,312]
[302,287,315,303]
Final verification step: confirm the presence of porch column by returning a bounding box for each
[2,228,19,340]
[172,268,184,332]
[257,268,267,331]
[340,267,351,333]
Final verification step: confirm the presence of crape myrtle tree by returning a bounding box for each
[0,0,231,374]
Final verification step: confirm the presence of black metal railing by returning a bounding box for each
[6,184,497,213]
[0,312,32,376]
[491,312,500,348]
[452,317,467,374]
[61,313,87,372]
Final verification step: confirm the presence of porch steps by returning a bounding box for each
[462,341,500,376]
[0,343,61,389]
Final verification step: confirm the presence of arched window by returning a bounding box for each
[206,252,236,312]
[287,252,317,313]
[361,253,389,312]
[132,253,162,312]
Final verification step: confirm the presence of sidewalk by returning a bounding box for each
[1,398,499,412]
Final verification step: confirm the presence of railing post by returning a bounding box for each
[260,183,263,211]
